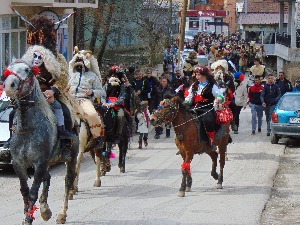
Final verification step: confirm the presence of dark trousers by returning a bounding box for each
[200,109,215,132]
[234,105,243,128]
[139,133,148,142]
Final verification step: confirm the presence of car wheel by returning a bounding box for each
[271,133,279,144]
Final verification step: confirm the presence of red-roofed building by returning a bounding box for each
[181,0,229,34]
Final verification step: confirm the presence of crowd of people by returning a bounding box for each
[1,26,300,152]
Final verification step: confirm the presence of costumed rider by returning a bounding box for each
[183,51,198,77]
[8,13,76,161]
[184,66,224,151]
[102,65,127,144]
[68,47,105,151]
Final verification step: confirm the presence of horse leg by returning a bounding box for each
[13,163,29,214]
[118,139,127,173]
[56,145,78,224]
[206,151,219,180]
[186,173,193,192]
[39,171,52,221]
[73,124,87,193]
[178,160,191,197]
[24,163,48,225]
[216,145,226,189]
[93,152,102,187]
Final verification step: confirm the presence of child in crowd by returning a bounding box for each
[136,101,150,149]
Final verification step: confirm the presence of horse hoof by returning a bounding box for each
[56,213,67,224]
[216,183,223,189]
[178,191,185,197]
[74,186,78,194]
[186,187,191,192]
[93,180,101,187]
[120,167,125,173]
[101,171,106,176]
[68,193,74,200]
[40,203,52,221]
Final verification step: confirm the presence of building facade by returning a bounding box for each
[0,0,98,72]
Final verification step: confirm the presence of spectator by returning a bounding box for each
[136,101,150,149]
[248,75,264,135]
[233,72,248,134]
[260,74,281,136]
[126,66,136,84]
[275,71,293,96]
[171,68,183,90]
[163,45,173,72]
[131,69,151,102]
[250,58,265,80]
[145,68,159,113]
[293,80,300,92]
[152,78,174,139]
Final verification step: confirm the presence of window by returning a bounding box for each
[0,16,26,72]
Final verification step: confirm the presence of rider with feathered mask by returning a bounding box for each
[102,65,128,144]
[184,66,224,151]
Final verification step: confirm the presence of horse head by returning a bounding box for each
[3,60,38,99]
[150,96,179,127]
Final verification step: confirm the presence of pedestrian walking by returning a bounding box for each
[136,101,150,149]
[275,71,293,97]
[248,75,264,135]
[260,74,281,136]
[233,72,248,134]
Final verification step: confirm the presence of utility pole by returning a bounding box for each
[168,0,173,45]
[177,0,188,67]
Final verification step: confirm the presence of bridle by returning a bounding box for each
[153,99,179,125]
[5,60,35,100]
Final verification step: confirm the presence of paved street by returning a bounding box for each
[2,104,299,225]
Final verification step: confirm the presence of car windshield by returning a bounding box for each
[278,95,300,110]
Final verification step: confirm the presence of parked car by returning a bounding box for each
[0,99,13,169]
[270,92,300,144]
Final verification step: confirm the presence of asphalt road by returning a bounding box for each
[2,104,298,225]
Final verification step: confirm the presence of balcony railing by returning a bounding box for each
[54,0,96,3]
[11,0,98,8]
[276,32,300,48]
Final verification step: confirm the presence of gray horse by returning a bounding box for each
[3,60,78,225]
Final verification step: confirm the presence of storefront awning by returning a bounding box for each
[238,13,288,25]
[179,10,227,18]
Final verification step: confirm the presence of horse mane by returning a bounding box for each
[32,78,56,124]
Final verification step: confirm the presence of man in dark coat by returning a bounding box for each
[131,69,151,102]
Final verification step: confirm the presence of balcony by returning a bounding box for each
[275,32,300,61]
[11,0,98,8]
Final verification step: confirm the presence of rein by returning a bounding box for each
[155,100,214,129]
[173,103,214,128]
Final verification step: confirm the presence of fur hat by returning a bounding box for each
[69,47,101,80]
[210,59,228,74]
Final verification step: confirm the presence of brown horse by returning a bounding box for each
[150,96,230,197]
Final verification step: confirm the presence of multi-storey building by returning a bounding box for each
[0,0,97,72]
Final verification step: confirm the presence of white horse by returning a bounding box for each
[3,60,79,225]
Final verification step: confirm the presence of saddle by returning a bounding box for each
[191,113,226,145]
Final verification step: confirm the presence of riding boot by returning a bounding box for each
[207,131,217,151]
[143,137,148,147]
[154,127,160,139]
[57,126,75,162]
[85,136,104,152]
[115,116,126,144]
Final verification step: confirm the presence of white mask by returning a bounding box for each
[33,52,43,67]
